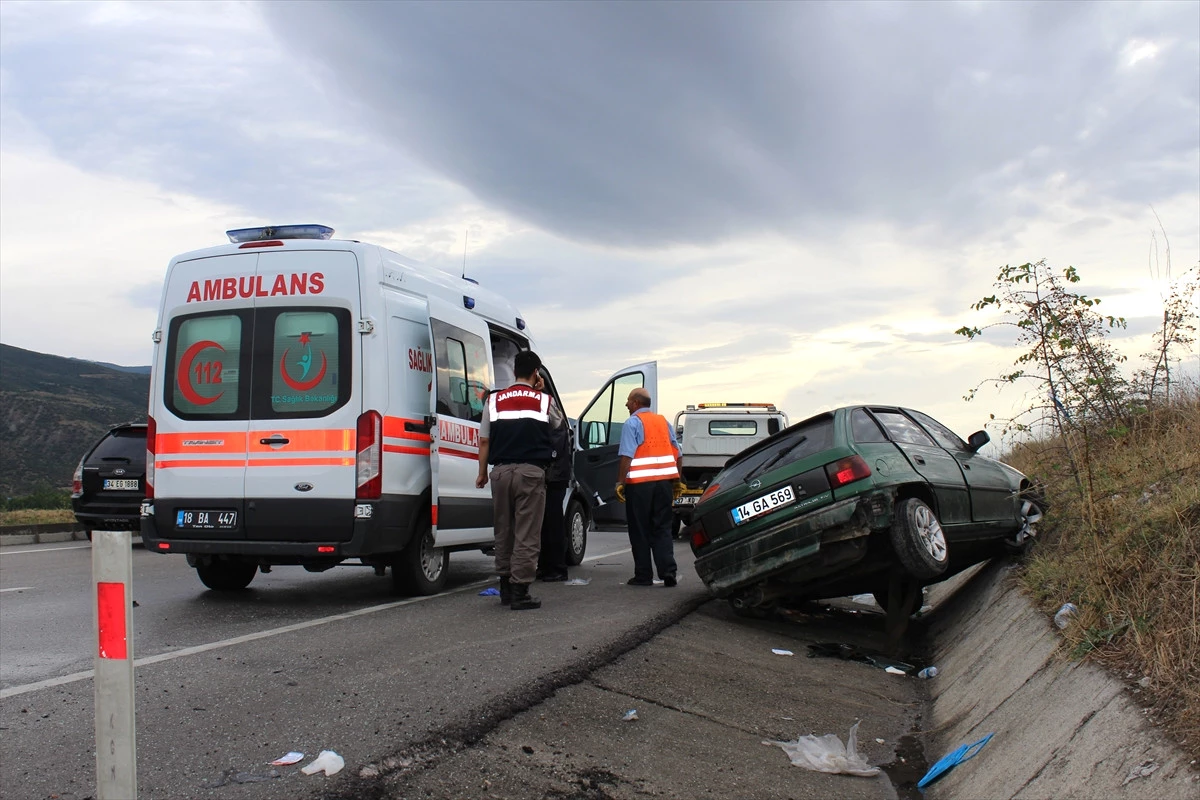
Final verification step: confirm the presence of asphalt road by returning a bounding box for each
[0,531,712,799]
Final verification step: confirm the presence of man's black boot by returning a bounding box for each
[509,582,541,610]
[499,576,512,606]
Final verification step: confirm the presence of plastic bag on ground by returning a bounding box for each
[301,750,345,776]
[764,720,880,777]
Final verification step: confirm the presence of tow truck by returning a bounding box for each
[671,403,789,536]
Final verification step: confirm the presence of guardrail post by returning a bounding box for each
[93,529,137,799]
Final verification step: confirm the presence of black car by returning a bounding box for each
[72,423,148,532]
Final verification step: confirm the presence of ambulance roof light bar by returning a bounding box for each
[226,225,335,243]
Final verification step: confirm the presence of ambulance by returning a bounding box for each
[141,224,656,594]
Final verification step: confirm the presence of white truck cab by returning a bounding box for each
[141,224,655,593]
[670,403,789,535]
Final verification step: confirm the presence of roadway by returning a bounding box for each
[0,531,712,799]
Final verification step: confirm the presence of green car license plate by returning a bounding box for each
[731,485,795,525]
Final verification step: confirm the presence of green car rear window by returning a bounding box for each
[718,415,835,485]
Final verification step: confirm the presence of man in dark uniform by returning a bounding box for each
[537,408,573,582]
[476,351,563,610]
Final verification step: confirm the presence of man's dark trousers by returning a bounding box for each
[625,479,677,582]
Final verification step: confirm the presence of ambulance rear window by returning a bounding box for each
[259,308,351,417]
[164,311,249,420]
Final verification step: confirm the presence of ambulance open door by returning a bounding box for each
[426,296,495,546]
[572,361,658,527]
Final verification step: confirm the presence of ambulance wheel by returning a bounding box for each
[196,559,257,591]
[393,517,448,596]
[564,500,587,566]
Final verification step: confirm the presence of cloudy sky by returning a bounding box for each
[1,0,1197,443]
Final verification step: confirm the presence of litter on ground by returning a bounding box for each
[301,750,345,777]
[772,649,794,656]
[1123,760,1160,785]
[623,709,638,721]
[807,642,915,674]
[479,587,500,596]
[565,578,592,586]
[918,733,994,789]
[269,752,304,766]
[764,720,880,777]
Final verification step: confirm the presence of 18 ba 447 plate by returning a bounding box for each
[731,485,795,525]
[175,510,238,530]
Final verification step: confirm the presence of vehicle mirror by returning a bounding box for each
[768,419,781,435]
[967,430,990,452]
[586,421,607,448]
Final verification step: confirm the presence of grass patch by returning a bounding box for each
[0,509,77,527]
[1007,390,1200,758]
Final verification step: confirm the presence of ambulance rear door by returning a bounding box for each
[573,361,659,526]
[242,249,361,542]
[156,253,258,539]
[426,296,494,546]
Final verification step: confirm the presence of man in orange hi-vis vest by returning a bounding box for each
[615,387,684,587]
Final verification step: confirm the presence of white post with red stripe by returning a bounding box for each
[93,529,137,799]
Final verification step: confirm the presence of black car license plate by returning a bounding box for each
[175,510,238,530]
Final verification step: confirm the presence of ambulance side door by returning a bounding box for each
[573,361,658,526]
[427,297,494,546]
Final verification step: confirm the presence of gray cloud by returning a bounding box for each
[262,1,1199,248]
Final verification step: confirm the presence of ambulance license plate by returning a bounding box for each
[731,485,795,525]
[103,479,140,491]
[176,510,238,530]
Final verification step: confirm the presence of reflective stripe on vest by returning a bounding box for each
[626,412,680,483]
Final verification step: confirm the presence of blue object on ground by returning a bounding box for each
[479,587,500,596]
[917,733,994,789]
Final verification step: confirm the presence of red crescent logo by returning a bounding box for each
[177,340,225,406]
[279,349,328,391]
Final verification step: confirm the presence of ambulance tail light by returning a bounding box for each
[356,410,383,500]
[145,416,156,500]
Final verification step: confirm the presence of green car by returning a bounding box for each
[688,406,1045,617]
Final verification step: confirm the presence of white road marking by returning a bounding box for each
[0,547,631,700]
[0,587,35,593]
[0,545,91,555]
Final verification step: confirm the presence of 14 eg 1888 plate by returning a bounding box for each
[731,485,795,525]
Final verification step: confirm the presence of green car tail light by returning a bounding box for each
[825,455,872,488]
[699,482,721,503]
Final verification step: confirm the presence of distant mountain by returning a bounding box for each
[92,361,152,375]
[0,343,150,496]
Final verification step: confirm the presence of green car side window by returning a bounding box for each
[908,410,969,451]
[851,409,888,443]
[874,411,937,446]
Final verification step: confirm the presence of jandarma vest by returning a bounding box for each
[486,385,554,465]
[626,412,680,483]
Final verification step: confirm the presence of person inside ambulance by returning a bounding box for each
[475,350,564,610]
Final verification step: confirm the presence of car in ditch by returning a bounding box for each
[72,422,148,535]
[686,405,1045,618]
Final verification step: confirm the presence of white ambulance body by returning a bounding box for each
[142,225,656,593]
